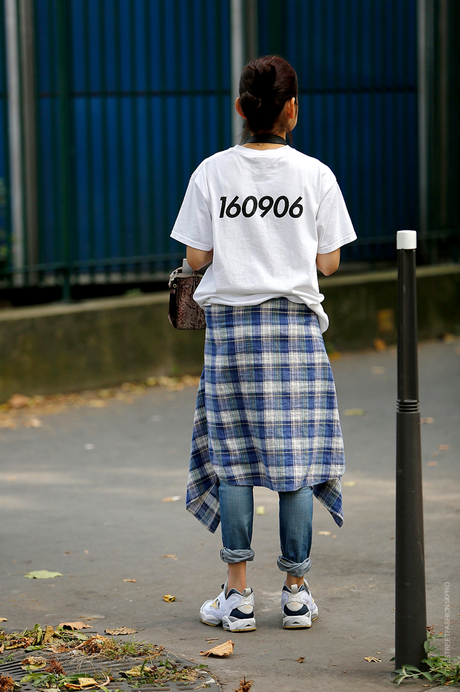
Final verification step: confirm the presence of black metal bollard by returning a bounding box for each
[395,230,427,670]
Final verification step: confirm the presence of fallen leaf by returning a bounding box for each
[0,617,7,622]
[122,666,149,678]
[233,676,253,692]
[438,445,450,451]
[72,678,98,689]
[371,366,385,375]
[443,334,455,343]
[427,461,438,467]
[9,394,30,409]
[421,417,434,424]
[24,570,63,579]
[58,622,92,630]
[163,594,176,602]
[24,417,42,428]
[89,400,106,408]
[21,657,47,670]
[255,506,265,515]
[162,554,177,560]
[162,496,181,502]
[122,579,137,583]
[373,338,387,352]
[200,639,235,658]
[364,656,382,663]
[0,419,17,429]
[104,627,137,635]
[344,409,366,416]
[343,481,356,487]
[43,626,56,644]
[295,656,305,663]
[318,531,331,536]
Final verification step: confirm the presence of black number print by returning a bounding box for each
[219,195,304,219]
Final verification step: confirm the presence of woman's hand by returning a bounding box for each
[316,248,340,276]
[187,246,213,270]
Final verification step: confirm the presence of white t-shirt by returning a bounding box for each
[170,145,356,332]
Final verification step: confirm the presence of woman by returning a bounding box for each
[170,55,356,631]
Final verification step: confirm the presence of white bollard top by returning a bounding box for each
[397,230,417,250]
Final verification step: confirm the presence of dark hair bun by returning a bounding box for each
[239,56,297,135]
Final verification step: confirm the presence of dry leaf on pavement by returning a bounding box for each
[344,409,366,416]
[104,627,137,636]
[58,622,92,630]
[371,366,385,375]
[24,570,62,579]
[318,531,331,536]
[122,579,137,583]
[364,656,382,663]
[234,676,253,692]
[373,338,387,352]
[162,554,177,560]
[343,481,356,487]
[421,417,434,424]
[295,657,305,663]
[163,594,176,602]
[200,640,234,658]
[24,418,42,428]
[438,445,450,451]
[162,496,181,502]
[21,657,47,670]
[64,678,99,689]
[0,617,7,622]
[43,626,56,644]
[121,666,151,678]
[8,394,30,409]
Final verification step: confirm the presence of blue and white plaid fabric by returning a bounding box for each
[186,299,345,533]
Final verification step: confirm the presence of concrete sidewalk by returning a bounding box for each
[1,338,459,690]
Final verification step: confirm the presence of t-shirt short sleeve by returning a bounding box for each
[316,182,357,254]
[170,167,213,251]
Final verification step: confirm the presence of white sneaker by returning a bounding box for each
[200,582,256,632]
[281,580,319,629]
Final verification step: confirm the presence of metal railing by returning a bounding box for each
[0,0,458,299]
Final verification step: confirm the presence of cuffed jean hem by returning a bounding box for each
[220,548,255,564]
[277,555,311,577]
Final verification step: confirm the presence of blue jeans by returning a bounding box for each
[219,481,313,578]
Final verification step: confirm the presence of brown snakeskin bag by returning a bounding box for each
[168,266,206,330]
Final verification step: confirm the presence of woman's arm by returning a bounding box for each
[316,248,340,276]
[186,246,213,271]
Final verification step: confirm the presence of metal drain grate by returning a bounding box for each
[0,648,218,692]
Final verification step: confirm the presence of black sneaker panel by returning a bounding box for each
[283,604,309,617]
[230,607,255,619]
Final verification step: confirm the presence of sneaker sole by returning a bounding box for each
[200,617,257,632]
[222,616,257,632]
[283,615,312,629]
[200,618,220,627]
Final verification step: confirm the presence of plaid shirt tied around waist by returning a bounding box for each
[185,299,345,533]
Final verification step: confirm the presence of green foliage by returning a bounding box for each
[393,633,460,686]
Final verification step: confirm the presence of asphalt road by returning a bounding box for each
[1,338,459,691]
